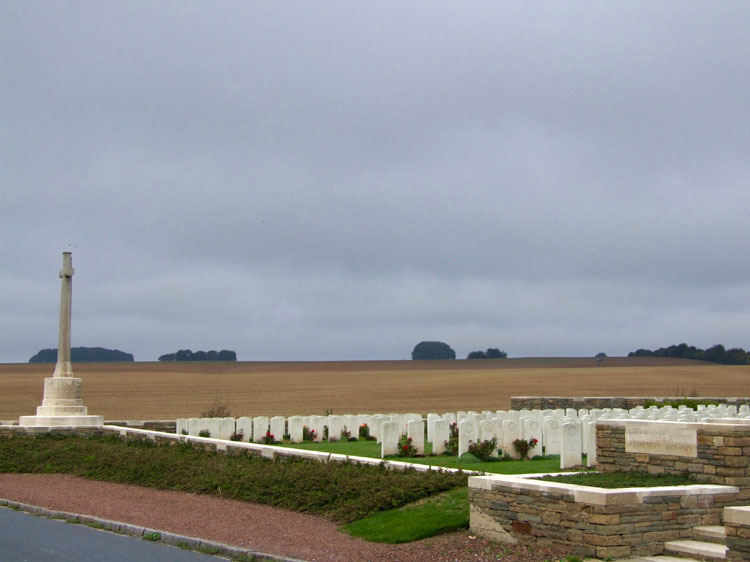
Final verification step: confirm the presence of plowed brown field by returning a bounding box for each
[2,357,748,420]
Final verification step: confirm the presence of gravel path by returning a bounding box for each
[0,474,569,562]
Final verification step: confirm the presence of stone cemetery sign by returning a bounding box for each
[624,423,697,457]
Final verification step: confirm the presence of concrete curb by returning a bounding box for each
[0,498,307,562]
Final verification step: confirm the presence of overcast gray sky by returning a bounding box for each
[2,2,750,363]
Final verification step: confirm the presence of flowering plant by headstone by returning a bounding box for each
[398,435,417,457]
[358,423,375,441]
[302,425,317,441]
[468,437,498,462]
[512,437,538,460]
[443,421,459,456]
[262,430,276,444]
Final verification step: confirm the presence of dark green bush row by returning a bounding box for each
[0,434,467,523]
[643,398,719,410]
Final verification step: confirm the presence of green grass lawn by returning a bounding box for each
[536,470,696,488]
[281,440,571,474]
[342,487,469,543]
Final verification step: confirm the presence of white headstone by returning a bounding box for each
[217,417,235,440]
[560,421,582,469]
[176,418,189,435]
[343,415,358,434]
[373,415,387,443]
[407,419,425,455]
[236,416,252,442]
[308,415,325,442]
[543,417,561,455]
[426,413,441,443]
[432,419,449,455]
[479,419,500,458]
[580,415,591,454]
[270,416,286,442]
[287,416,303,443]
[522,418,542,457]
[252,416,269,443]
[327,415,343,442]
[586,420,597,467]
[381,421,399,457]
[204,418,220,438]
[458,420,476,457]
[188,417,200,436]
[502,419,521,459]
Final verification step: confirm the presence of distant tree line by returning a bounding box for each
[411,341,509,360]
[467,348,508,359]
[158,349,237,362]
[628,343,750,365]
[29,347,134,363]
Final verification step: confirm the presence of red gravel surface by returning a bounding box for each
[0,474,569,562]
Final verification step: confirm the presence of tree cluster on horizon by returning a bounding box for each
[411,341,456,360]
[411,341,509,360]
[29,347,134,363]
[158,349,237,362]
[466,348,508,359]
[628,343,750,365]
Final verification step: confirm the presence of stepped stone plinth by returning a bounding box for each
[18,252,103,428]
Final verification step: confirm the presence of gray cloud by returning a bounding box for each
[2,1,750,363]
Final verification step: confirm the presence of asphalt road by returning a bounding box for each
[0,507,224,562]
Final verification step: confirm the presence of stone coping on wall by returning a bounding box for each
[100,425,477,474]
[469,473,738,506]
[596,418,750,430]
[726,505,750,525]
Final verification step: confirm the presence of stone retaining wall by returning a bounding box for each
[596,420,750,501]
[0,426,104,438]
[726,506,750,560]
[106,420,176,433]
[511,397,750,410]
[469,474,739,559]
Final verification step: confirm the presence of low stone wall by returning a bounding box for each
[106,420,176,433]
[726,506,750,560]
[596,420,750,501]
[511,397,750,410]
[469,474,739,559]
[0,426,104,438]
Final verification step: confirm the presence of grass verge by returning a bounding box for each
[536,470,696,488]
[283,440,568,474]
[342,487,469,543]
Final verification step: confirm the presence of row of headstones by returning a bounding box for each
[172,410,598,468]
[390,404,748,467]
[444,410,588,468]
[173,412,588,467]
[176,413,426,444]
[176,404,750,468]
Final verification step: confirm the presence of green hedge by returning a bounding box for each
[0,434,467,523]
